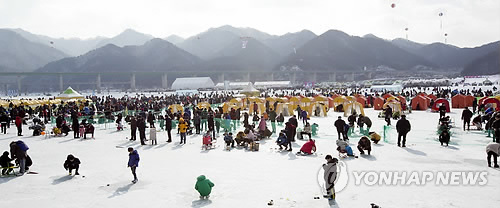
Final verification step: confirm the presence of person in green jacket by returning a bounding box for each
[195,175,215,199]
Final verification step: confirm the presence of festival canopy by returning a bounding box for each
[55,86,85,100]
[171,77,215,90]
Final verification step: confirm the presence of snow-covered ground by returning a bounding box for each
[1,108,499,208]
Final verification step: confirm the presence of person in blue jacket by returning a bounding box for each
[276,131,289,150]
[128,147,140,183]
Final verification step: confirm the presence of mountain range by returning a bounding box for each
[0,25,499,81]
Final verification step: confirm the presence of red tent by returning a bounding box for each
[396,95,407,109]
[432,98,450,112]
[451,94,465,108]
[373,97,385,110]
[427,94,437,101]
[382,93,394,100]
[356,96,368,107]
[464,95,475,107]
[328,97,334,108]
[478,97,489,105]
[483,98,500,111]
[411,95,429,110]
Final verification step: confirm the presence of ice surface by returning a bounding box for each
[1,106,499,208]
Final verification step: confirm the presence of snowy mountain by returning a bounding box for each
[164,35,185,45]
[0,29,67,72]
[94,29,154,49]
[8,28,106,57]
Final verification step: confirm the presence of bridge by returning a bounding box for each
[0,70,373,95]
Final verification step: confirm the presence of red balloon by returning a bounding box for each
[391,3,396,8]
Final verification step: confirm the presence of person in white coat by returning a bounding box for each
[323,155,338,200]
[486,143,500,168]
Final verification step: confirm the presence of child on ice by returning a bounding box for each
[195,175,215,199]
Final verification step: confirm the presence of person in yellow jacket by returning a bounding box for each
[369,132,381,144]
[178,118,188,144]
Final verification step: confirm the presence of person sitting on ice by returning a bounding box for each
[368,132,381,144]
[472,115,482,130]
[63,154,81,175]
[276,132,289,150]
[202,131,213,148]
[234,131,246,146]
[223,132,235,148]
[357,136,371,155]
[439,130,450,146]
[195,175,215,199]
[298,139,316,155]
[486,143,500,168]
[0,151,14,175]
[299,122,312,140]
[336,139,355,157]
[244,129,257,144]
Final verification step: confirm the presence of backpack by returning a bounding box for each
[16,140,29,152]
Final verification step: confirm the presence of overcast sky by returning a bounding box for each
[1,0,499,47]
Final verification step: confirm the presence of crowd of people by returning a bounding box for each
[1,87,499,205]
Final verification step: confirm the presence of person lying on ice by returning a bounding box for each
[357,136,372,155]
[298,139,316,155]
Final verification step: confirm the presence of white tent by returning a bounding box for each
[240,83,260,96]
[55,86,85,100]
[253,81,291,89]
[215,82,252,90]
[171,77,215,90]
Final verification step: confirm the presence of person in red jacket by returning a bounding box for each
[15,116,23,136]
[298,139,316,155]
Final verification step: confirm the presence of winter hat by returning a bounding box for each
[67,154,74,160]
[338,116,342,119]
[3,151,8,156]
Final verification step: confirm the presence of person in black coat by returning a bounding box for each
[438,104,447,118]
[472,98,478,113]
[194,113,201,134]
[0,151,14,175]
[208,113,215,139]
[63,154,80,175]
[334,116,347,140]
[72,117,80,138]
[461,107,473,131]
[289,115,298,142]
[384,106,393,126]
[130,116,137,141]
[147,112,155,128]
[396,115,411,147]
[439,130,450,146]
[137,117,146,145]
[165,114,172,143]
[0,113,9,134]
